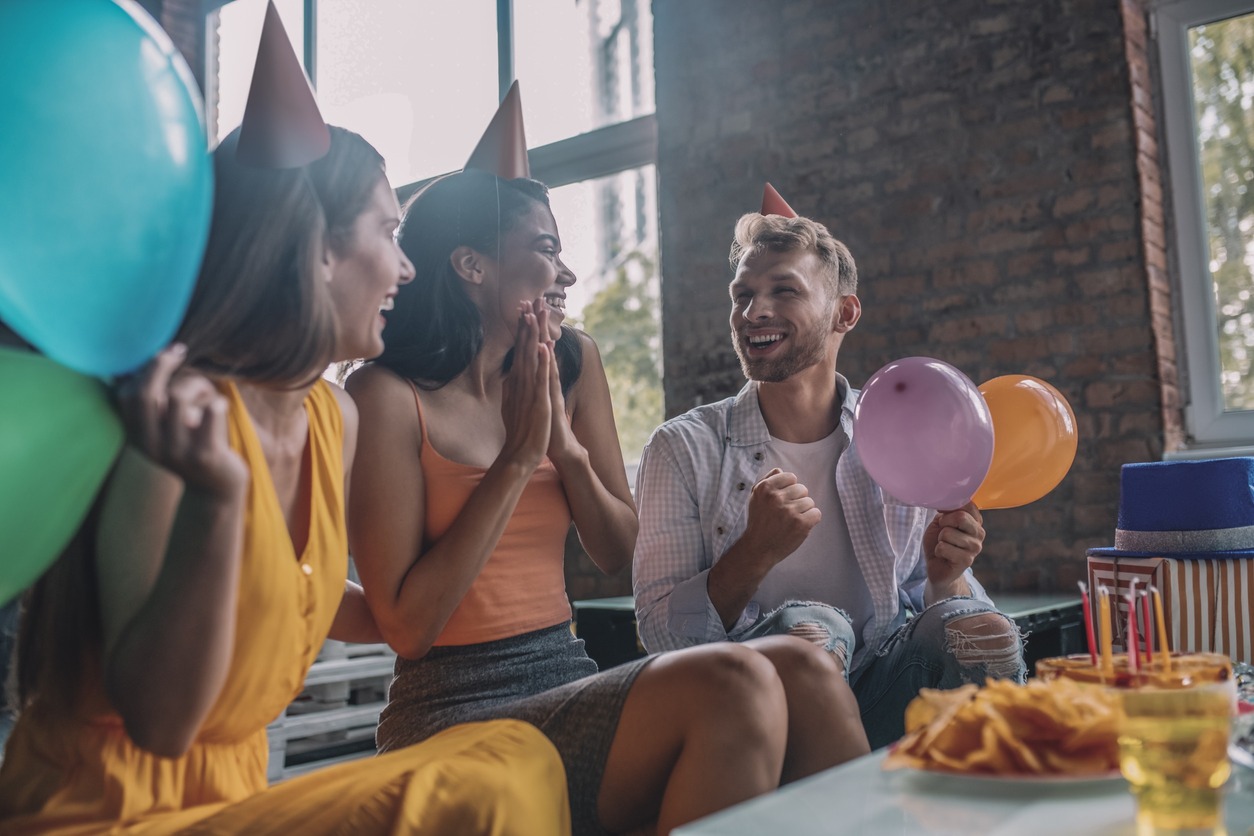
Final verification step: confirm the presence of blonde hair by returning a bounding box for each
[729,213,857,297]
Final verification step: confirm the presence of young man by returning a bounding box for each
[632,205,1025,748]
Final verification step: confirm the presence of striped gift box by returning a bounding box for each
[1087,555,1254,663]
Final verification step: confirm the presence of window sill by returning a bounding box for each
[1164,444,1254,461]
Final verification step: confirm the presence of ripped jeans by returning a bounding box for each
[739,597,1026,749]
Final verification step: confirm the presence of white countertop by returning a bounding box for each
[674,749,1254,835]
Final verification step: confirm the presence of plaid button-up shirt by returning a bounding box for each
[632,376,992,672]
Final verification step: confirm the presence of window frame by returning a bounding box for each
[1157,0,1254,450]
[288,0,657,190]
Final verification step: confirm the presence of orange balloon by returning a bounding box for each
[972,375,1078,510]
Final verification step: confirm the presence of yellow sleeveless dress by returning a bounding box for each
[0,380,569,835]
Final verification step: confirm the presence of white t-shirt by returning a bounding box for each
[752,426,875,643]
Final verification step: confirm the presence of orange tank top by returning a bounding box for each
[411,383,573,646]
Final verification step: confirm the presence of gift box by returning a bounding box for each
[1087,554,1254,664]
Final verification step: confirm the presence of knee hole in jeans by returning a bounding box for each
[942,612,1023,681]
[786,621,847,668]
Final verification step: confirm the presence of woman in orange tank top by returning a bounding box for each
[0,121,569,834]
[348,164,869,836]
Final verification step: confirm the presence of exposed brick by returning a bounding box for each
[655,0,1171,598]
[1053,247,1093,267]
[1042,83,1076,104]
[1098,239,1140,263]
[933,260,1000,288]
[1083,379,1161,409]
[1052,189,1096,217]
[927,313,1012,342]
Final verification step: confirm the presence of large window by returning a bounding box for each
[1159,0,1254,449]
[212,0,661,467]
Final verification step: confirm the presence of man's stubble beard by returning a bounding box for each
[732,320,830,383]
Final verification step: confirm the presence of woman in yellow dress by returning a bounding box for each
[0,125,570,835]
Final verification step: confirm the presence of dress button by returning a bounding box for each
[717,526,725,535]
[737,482,746,490]
[754,452,763,461]
[301,563,313,576]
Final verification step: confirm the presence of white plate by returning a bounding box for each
[889,764,1125,787]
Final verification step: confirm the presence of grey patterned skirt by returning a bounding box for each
[376,621,651,836]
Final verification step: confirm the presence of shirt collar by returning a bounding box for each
[726,374,857,447]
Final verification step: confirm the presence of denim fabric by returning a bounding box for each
[633,376,994,670]
[730,596,1025,749]
[739,601,857,675]
[848,596,1026,749]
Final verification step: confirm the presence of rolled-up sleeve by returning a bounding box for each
[632,436,731,651]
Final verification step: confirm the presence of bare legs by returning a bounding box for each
[596,635,872,834]
[744,635,870,782]
[597,643,788,835]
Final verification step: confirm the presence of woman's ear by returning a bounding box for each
[450,246,485,284]
[321,242,336,283]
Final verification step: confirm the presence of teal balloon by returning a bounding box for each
[0,0,212,377]
[0,348,124,606]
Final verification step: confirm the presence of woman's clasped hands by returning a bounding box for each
[499,298,578,472]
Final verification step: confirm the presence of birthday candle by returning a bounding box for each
[1151,585,1171,673]
[1078,580,1097,665]
[1140,589,1153,664]
[1126,579,1140,674]
[1098,585,1114,677]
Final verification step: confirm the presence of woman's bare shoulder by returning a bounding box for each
[344,364,419,420]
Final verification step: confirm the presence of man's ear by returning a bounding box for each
[450,246,485,284]
[833,293,861,333]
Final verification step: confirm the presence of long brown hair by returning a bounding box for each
[308,126,387,257]
[10,132,341,716]
[177,128,338,387]
[12,501,102,713]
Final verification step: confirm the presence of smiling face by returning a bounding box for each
[486,202,575,342]
[326,175,415,362]
[730,247,848,382]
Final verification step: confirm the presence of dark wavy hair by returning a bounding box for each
[376,169,581,391]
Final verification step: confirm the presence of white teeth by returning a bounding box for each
[748,333,783,346]
[380,298,394,312]
[544,296,566,311]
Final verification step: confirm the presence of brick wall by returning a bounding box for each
[141,0,1174,601]
[651,0,1180,594]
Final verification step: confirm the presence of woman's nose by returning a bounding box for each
[557,258,576,286]
[398,249,416,284]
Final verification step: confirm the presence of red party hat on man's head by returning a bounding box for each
[761,182,798,218]
[236,1,329,168]
[464,81,530,179]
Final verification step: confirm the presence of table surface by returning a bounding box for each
[673,750,1254,835]
[570,592,1081,618]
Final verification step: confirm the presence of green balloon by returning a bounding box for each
[0,347,123,605]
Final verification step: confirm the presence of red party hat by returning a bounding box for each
[464,81,530,179]
[236,1,330,168]
[761,182,798,218]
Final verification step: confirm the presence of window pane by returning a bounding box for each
[1189,13,1254,411]
[315,0,499,186]
[215,0,306,143]
[549,165,661,468]
[515,0,655,148]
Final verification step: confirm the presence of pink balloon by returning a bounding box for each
[853,357,994,510]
